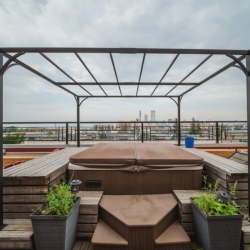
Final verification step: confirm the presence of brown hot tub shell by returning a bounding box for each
[68,143,203,195]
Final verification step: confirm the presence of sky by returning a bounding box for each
[0,0,249,123]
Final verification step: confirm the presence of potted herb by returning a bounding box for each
[190,176,245,250]
[30,182,80,250]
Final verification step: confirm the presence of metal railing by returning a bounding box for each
[2,121,247,144]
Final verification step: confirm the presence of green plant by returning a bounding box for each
[3,133,26,144]
[193,176,245,216]
[39,182,77,216]
[197,247,204,250]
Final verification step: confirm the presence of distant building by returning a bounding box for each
[144,114,148,122]
[151,111,155,122]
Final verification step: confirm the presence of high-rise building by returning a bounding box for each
[144,114,148,122]
[151,110,155,122]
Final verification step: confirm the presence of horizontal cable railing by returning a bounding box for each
[2,121,247,144]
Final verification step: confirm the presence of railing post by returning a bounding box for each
[0,53,3,227]
[245,53,250,215]
[216,122,219,143]
[178,97,181,146]
[71,127,72,141]
[66,123,68,145]
[76,97,80,147]
[134,123,135,141]
[141,122,144,143]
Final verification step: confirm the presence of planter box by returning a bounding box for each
[190,198,243,250]
[30,197,80,250]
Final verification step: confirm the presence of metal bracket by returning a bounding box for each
[79,97,88,106]
[0,52,25,76]
[227,54,249,77]
[169,97,178,106]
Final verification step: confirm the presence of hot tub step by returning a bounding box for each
[91,220,128,249]
[155,220,190,249]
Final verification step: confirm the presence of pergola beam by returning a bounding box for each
[0,48,248,55]
[77,95,180,98]
[180,55,246,96]
[4,53,77,97]
[56,82,199,86]
[165,54,212,96]
[151,54,179,96]
[75,53,107,96]
[110,53,122,96]
[40,53,93,96]
[136,53,146,96]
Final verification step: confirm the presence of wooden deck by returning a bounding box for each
[184,147,248,214]
[3,148,85,220]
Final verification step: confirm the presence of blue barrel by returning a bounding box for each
[185,137,194,148]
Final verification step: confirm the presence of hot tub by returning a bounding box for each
[68,143,203,195]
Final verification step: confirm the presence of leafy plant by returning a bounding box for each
[3,133,26,144]
[39,182,77,216]
[197,247,204,250]
[193,175,245,216]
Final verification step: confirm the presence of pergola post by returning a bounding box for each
[76,97,80,147]
[178,97,181,146]
[246,53,250,214]
[0,53,3,227]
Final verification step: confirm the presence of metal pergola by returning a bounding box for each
[0,47,249,226]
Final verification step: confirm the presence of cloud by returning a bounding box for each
[0,0,249,122]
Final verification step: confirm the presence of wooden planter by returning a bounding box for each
[30,197,80,250]
[190,198,243,250]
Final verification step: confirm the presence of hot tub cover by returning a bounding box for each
[69,143,203,172]
[135,143,204,171]
[69,143,136,171]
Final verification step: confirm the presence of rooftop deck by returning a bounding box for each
[1,145,249,249]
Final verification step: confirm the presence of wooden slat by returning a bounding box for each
[184,148,247,174]
[49,173,67,187]
[73,240,84,250]
[3,219,31,225]
[4,148,84,178]
[0,241,33,249]
[3,177,49,186]
[77,224,97,232]
[3,224,33,231]
[3,195,47,204]
[78,215,98,224]
[3,213,31,219]
[76,232,94,238]
[3,204,40,213]
[3,186,48,194]
[0,230,33,241]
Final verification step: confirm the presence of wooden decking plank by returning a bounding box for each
[73,240,84,250]
[185,148,245,172]
[31,149,84,177]
[185,148,247,174]
[78,215,98,224]
[3,194,47,204]
[3,224,33,231]
[18,149,83,177]
[4,148,84,177]
[3,148,71,176]
[3,219,31,225]
[4,147,81,175]
[3,186,48,195]
[3,204,40,213]
[3,213,31,219]
[0,241,33,249]
[27,150,81,177]
[0,230,33,241]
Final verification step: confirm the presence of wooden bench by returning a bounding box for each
[228,149,248,165]
[184,147,248,215]
[3,148,85,220]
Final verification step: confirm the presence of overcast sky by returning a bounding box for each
[0,0,249,123]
